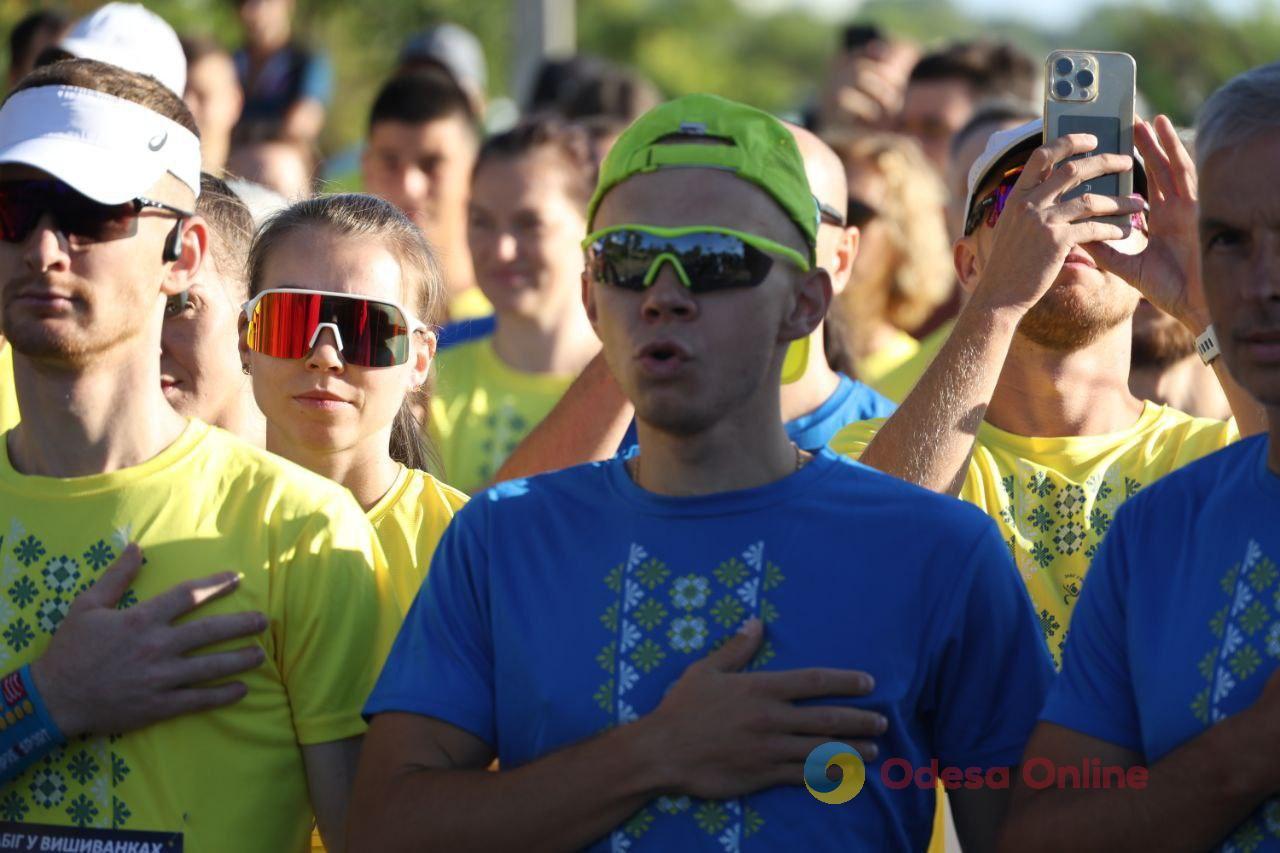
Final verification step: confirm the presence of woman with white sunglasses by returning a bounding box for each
[240,193,467,613]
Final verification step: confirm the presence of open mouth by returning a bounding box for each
[636,340,692,376]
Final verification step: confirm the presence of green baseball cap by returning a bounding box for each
[587,93,819,263]
[586,94,820,384]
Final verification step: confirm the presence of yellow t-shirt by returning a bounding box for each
[831,402,1238,664]
[0,420,400,853]
[447,287,493,322]
[854,329,919,388]
[872,320,954,403]
[0,342,19,432]
[428,338,576,494]
[368,465,469,613]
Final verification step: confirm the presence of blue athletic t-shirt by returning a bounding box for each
[617,374,896,454]
[368,450,1053,851]
[1042,435,1280,850]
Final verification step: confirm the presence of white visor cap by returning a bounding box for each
[0,85,202,203]
[59,3,187,96]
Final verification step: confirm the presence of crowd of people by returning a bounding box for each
[0,3,1276,851]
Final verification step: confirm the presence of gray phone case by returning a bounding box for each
[1043,50,1136,227]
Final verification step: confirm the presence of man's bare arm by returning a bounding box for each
[490,352,633,484]
[999,684,1280,853]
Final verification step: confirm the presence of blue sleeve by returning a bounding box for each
[1039,511,1143,751]
[864,388,897,420]
[930,520,1056,768]
[299,51,332,105]
[364,504,496,746]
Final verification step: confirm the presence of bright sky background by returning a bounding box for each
[738,0,1262,30]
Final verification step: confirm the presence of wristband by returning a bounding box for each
[1196,324,1221,365]
[0,665,67,782]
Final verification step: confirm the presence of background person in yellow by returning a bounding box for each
[0,60,398,851]
[428,118,601,493]
[834,117,1266,665]
[242,192,467,614]
[824,131,953,390]
[361,69,490,323]
[160,173,265,446]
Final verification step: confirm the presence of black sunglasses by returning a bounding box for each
[0,180,192,248]
[817,197,879,229]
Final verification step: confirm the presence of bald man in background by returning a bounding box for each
[488,122,897,483]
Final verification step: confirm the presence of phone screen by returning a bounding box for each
[1058,114,1121,200]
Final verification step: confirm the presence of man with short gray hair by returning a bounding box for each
[999,61,1280,851]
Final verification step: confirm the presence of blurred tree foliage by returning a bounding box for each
[3,0,1278,151]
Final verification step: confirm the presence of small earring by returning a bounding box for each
[241,363,251,375]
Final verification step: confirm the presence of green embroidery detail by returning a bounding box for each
[13,535,45,566]
[1087,506,1111,536]
[1053,484,1085,520]
[1190,687,1210,724]
[600,602,619,633]
[65,793,98,828]
[760,599,780,625]
[635,558,670,590]
[744,805,765,838]
[593,679,615,713]
[8,577,37,608]
[4,618,34,651]
[623,808,654,838]
[1026,506,1053,533]
[1030,542,1054,569]
[1229,644,1262,680]
[1039,610,1060,638]
[65,751,98,785]
[763,562,786,591]
[604,565,623,594]
[1028,471,1055,498]
[709,594,745,628]
[1209,605,1230,639]
[713,558,748,588]
[1240,600,1271,635]
[0,791,28,821]
[632,598,668,631]
[693,801,729,834]
[1052,521,1086,556]
[1248,556,1278,592]
[630,639,666,673]
[81,540,115,572]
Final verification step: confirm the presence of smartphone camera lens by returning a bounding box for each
[1076,69,1095,88]
[1054,56,1074,76]
[1054,79,1073,99]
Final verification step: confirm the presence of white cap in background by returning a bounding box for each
[59,3,187,96]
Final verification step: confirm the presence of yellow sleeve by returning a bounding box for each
[1167,415,1239,469]
[828,418,887,461]
[275,494,403,745]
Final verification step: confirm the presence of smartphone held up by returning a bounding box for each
[1043,49,1137,228]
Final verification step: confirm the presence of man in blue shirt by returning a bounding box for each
[351,93,1053,852]
[1001,63,1280,851]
